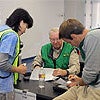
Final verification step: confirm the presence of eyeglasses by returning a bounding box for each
[50,38,60,42]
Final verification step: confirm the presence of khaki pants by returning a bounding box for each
[0,91,15,100]
[53,86,100,100]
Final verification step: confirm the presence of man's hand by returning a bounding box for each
[53,68,67,76]
[67,74,85,87]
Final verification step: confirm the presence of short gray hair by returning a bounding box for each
[49,27,59,36]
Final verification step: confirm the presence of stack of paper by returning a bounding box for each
[30,68,58,81]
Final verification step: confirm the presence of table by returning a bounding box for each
[14,80,64,100]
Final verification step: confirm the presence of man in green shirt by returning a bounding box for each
[32,27,80,77]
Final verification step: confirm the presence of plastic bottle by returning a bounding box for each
[39,67,45,88]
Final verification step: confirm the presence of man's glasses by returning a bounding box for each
[50,38,60,42]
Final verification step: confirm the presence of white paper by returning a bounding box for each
[54,78,67,85]
[30,68,58,81]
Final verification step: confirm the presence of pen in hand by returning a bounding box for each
[68,71,77,81]
[67,71,81,87]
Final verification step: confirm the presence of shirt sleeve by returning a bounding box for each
[67,48,80,74]
[0,32,18,57]
[32,51,43,68]
[82,34,100,84]
[0,53,12,72]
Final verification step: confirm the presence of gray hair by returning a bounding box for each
[49,27,59,36]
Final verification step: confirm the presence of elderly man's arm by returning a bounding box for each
[67,48,80,75]
[32,51,43,69]
[53,49,80,77]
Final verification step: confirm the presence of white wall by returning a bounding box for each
[0,0,64,58]
[21,0,64,58]
[64,0,85,24]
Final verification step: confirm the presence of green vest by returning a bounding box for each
[41,42,74,69]
[0,28,20,85]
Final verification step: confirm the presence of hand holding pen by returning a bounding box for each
[67,74,81,87]
[53,68,67,77]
